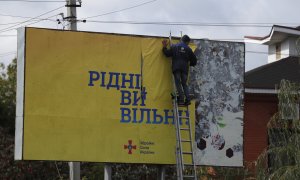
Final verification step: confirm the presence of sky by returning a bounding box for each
[0,0,300,71]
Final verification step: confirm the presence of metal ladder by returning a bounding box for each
[172,93,197,180]
[168,32,197,179]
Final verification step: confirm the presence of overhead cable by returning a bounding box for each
[0,51,16,57]
[0,5,64,33]
[84,20,295,28]
[0,13,57,22]
[82,0,157,19]
[0,0,65,2]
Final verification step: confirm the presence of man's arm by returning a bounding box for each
[162,47,173,57]
[162,39,173,57]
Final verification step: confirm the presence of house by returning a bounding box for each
[244,25,300,164]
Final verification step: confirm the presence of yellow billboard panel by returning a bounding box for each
[17,28,195,164]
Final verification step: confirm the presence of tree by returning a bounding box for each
[0,58,16,134]
[256,80,300,180]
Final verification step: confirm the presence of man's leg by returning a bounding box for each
[181,72,190,105]
[173,71,184,103]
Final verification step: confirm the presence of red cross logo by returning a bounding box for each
[124,140,137,154]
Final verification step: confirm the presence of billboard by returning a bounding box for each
[15,27,195,164]
[15,28,244,166]
[190,40,244,166]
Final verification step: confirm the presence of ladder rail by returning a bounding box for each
[172,80,184,180]
[176,98,184,171]
[186,105,197,180]
[169,32,183,180]
[175,102,197,180]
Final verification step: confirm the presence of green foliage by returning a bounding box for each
[0,127,70,179]
[81,163,105,180]
[112,164,159,179]
[0,58,17,133]
[256,79,300,180]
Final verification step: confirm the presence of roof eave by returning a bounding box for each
[244,25,300,45]
[245,88,277,94]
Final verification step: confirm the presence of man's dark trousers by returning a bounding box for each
[173,70,189,102]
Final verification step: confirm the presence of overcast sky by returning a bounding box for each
[1,0,300,71]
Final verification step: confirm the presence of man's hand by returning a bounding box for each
[162,39,169,47]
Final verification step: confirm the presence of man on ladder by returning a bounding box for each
[163,35,198,180]
[162,35,197,105]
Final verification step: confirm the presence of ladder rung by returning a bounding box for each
[180,128,190,131]
[183,175,195,178]
[179,116,189,119]
[182,151,193,154]
[181,139,191,142]
[183,163,195,166]
[178,104,188,107]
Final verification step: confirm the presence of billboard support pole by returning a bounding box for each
[65,0,81,180]
[157,165,166,180]
[104,164,112,180]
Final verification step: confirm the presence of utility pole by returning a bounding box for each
[66,0,78,30]
[65,0,81,180]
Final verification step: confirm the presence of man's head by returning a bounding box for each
[181,35,191,45]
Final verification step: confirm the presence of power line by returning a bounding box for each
[1,12,299,27]
[246,51,300,57]
[0,5,64,33]
[0,51,16,54]
[2,11,299,26]
[0,20,51,26]
[0,0,65,2]
[0,14,57,27]
[0,13,57,22]
[83,20,300,28]
[24,14,58,27]
[0,50,268,59]
[0,51,16,57]
[84,20,300,26]
[0,50,273,57]
[82,0,157,19]
[0,21,36,26]
[0,13,59,33]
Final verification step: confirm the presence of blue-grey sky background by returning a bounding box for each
[1,0,300,71]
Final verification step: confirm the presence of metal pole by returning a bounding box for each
[104,164,112,180]
[66,0,77,30]
[66,0,80,179]
[157,165,166,180]
[68,162,80,180]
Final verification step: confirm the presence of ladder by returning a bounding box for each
[168,32,197,179]
[172,92,197,180]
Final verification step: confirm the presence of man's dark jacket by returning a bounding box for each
[162,42,197,73]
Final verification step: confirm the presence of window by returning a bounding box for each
[276,44,281,60]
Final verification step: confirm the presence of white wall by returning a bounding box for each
[268,37,300,63]
[281,39,290,59]
[268,44,276,63]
